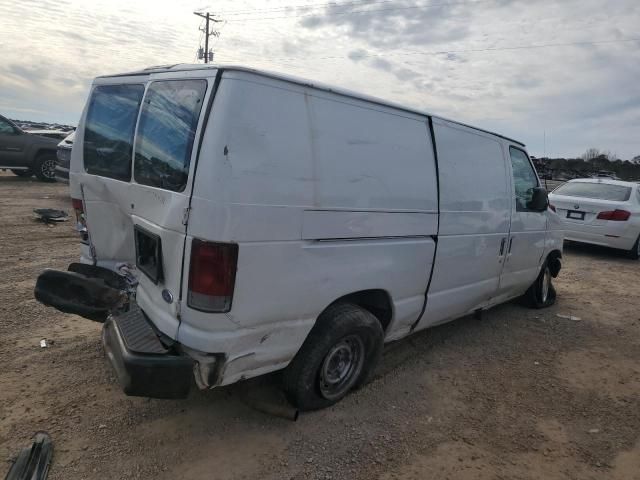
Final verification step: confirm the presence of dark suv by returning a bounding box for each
[0,114,61,181]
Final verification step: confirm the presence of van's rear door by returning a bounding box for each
[77,70,215,338]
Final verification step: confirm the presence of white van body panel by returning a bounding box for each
[178,71,438,382]
[69,64,563,389]
[415,120,511,329]
[493,142,547,301]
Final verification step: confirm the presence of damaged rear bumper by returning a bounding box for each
[34,263,130,322]
[103,307,194,399]
[35,264,222,398]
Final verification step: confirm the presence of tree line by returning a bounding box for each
[533,148,640,181]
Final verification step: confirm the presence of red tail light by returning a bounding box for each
[549,204,556,212]
[188,239,238,312]
[597,209,631,221]
[71,197,89,242]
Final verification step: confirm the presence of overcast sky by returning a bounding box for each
[0,0,638,158]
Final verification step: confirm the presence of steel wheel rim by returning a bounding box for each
[42,159,56,179]
[319,334,365,400]
[541,267,551,303]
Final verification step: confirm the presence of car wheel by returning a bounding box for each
[628,235,640,260]
[11,169,33,178]
[282,303,384,411]
[522,261,556,309]
[34,154,57,182]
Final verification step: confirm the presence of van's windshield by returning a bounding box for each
[134,80,207,192]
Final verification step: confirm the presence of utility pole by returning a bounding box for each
[194,11,222,64]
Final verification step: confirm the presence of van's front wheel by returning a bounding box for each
[283,303,383,411]
[522,262,556,308]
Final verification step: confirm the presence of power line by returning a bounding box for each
[211,15,617,48]
[213,37,640,63]
[225,0,495,22]
[219,0,412,16]
[194,11,223,63]
[193,19,205,62]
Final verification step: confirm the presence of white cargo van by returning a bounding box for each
[35,64,564,410]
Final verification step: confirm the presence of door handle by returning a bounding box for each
[499,237,506,256]
[508,237,514,254]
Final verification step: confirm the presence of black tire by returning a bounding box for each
[33,154,57,182]
[522,261,556,308]
[627,235,640,260]
[283,303,384,411]
[11,169,33,177]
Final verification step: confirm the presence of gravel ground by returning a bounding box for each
[0,172,639,480]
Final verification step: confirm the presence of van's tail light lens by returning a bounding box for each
[597,209,631,221]
[188,240,238,312]
[549,204,556,212]
[71,197,89,242]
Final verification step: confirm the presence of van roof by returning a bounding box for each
[98,63,525,147]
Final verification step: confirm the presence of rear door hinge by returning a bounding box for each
[182,206,191,226]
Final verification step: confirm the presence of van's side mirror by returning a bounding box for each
[527,187,548,212]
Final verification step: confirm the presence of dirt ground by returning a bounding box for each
[1,172,639,480]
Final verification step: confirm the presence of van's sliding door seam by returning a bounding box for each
[411,116,440,332]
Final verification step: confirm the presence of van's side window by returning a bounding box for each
[509,147,538,211]
[84,84,145,181]
[134,80,207,192]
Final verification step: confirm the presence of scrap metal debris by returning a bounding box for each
[556,314,582,321]
[4,432,53,480]
[33,209,68,223]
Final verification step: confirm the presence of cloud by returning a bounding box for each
[348,49,367,63]
[299,0,473,49]
[0,0,638,158]
[369,57,392,72]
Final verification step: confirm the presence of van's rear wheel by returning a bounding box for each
[283,303,383,411]
[34,154,57,182]
[522,262,556,308]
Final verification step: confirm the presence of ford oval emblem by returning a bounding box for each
[161,289,174,304]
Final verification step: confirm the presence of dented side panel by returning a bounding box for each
[178,71,438,385]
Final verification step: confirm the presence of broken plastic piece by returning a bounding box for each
[34,269,128,322]
[4,431,53,480]
[556,314,581,321]
[67,263,129,291]
[33,209,68,223]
